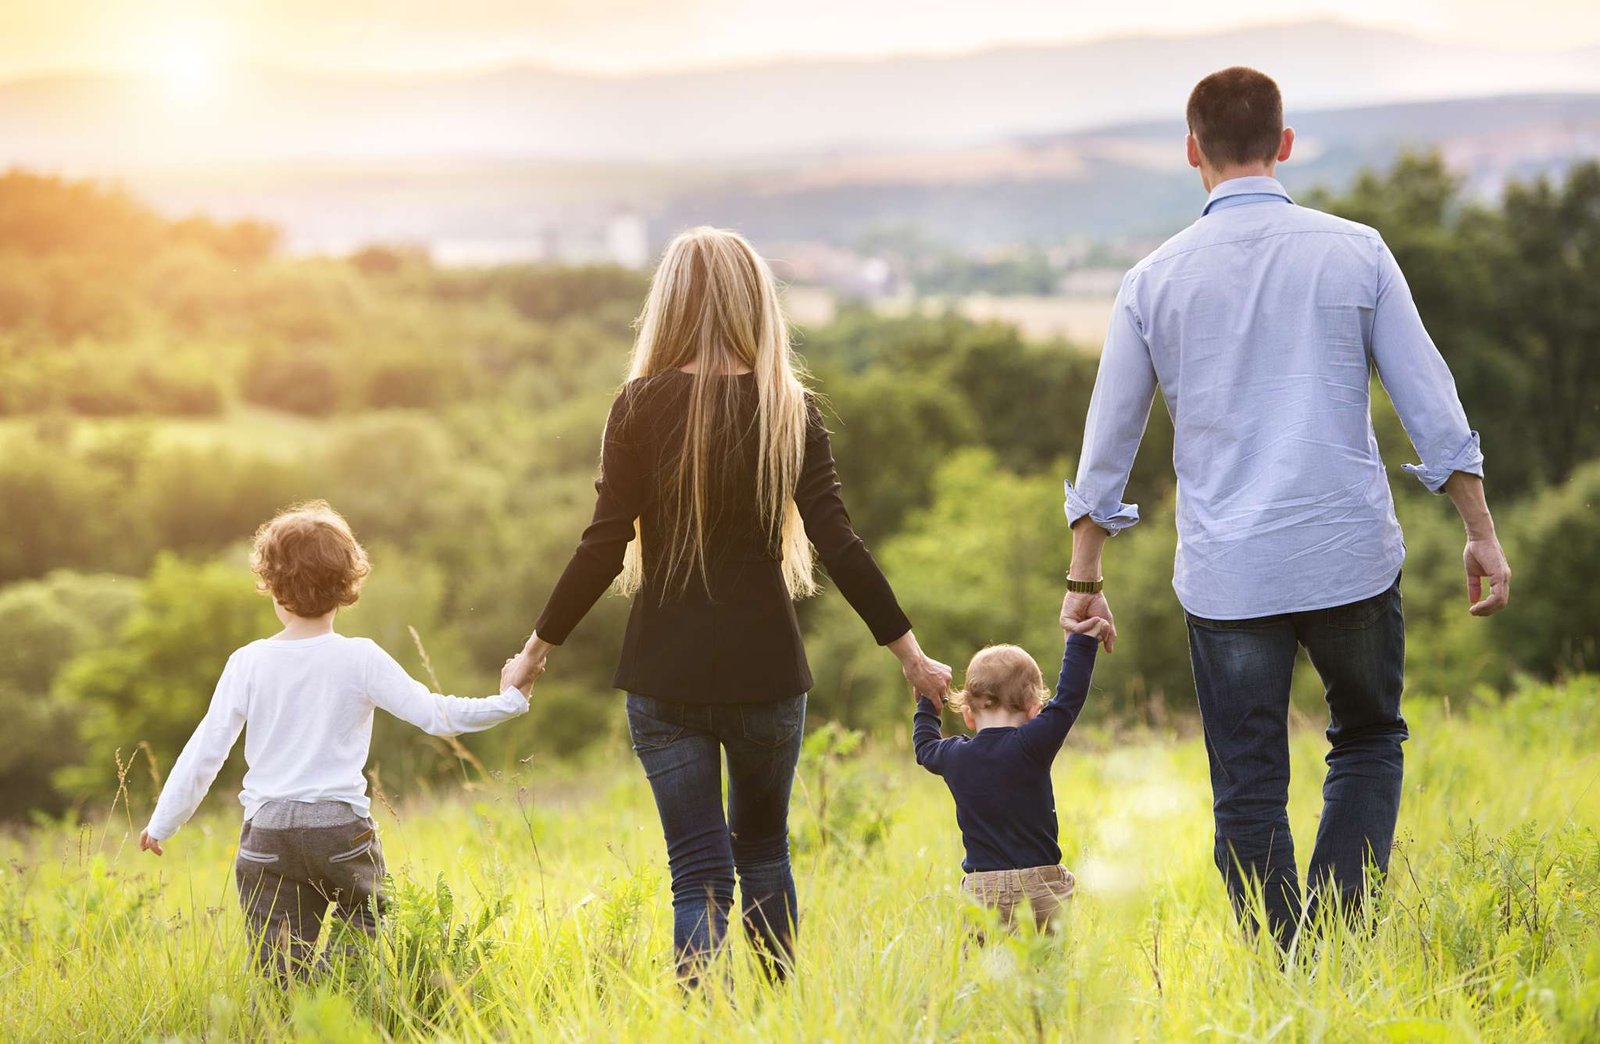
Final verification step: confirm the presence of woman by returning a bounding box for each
[510,227,951,984]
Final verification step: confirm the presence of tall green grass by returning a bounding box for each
[3,677,1598,1041]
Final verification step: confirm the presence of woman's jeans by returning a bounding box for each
[626,691,807,984]
[1186,575,1407,948]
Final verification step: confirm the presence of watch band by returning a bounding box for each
[1065,577,1104,594]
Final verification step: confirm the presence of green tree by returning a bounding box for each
[1314,154,1600,495]
[1495,460,1600,677]
[1498,162,1600,487]
[55,555,275,800]
[818,365,977,541]
[0,572,140,815]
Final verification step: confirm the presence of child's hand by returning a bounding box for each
[139,829,163,856]
[1067,616,1112,646]
[501,652,544,695]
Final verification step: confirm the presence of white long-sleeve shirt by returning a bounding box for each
[145,632,528,840]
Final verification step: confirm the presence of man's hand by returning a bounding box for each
[1066,616,1113,642]
[1464,536,1511,616]
[139,829,163,856]
[1443,473,1510,618]
[1061,589,1117,651]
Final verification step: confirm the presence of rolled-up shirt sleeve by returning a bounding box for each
[1064,271,1157,533]
[1369,241,1484,492]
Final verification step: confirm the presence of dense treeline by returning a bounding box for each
[0,158,1596,820]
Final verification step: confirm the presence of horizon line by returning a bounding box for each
[3,15,1596,89]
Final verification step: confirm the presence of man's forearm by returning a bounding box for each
[1443,472,1495,540]
[1069,517,1110,581]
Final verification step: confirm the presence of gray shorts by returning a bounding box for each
[236,800,387,979]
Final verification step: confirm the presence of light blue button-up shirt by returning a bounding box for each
[1065,176,1483,620]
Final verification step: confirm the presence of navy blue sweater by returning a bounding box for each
[914,633,1098,873]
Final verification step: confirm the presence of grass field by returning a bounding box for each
[3,676,1598,1042]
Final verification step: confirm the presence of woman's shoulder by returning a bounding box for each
[618,371,692,404]
[608,373,684,431]
[801,386,829,435]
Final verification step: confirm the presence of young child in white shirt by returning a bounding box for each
[139,500,535,979]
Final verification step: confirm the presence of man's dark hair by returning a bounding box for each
[1186,66,1284,167]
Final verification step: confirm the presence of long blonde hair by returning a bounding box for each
[615,227,818,600]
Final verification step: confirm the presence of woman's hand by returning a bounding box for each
[139,829,163,856]
[501,653,544,695]
[503,633,554,694]
[887,630,952,710]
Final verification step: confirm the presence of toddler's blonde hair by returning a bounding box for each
[947,644,1049,715]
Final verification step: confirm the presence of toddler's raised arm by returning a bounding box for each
[913,694,956,775]
[1016,633,1098,763]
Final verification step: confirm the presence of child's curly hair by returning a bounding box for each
[250,500,371,618]
[947,644,1049,715]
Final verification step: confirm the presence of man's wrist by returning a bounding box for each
[1064,575,1104,593]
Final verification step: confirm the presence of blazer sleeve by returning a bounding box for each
[795,398,912,645]
[534,390,647,645]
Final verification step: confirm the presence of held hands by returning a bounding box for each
[501,651,545,695]
[903,655,954,712]
[1066,615,1113,642]
[888,630,952,711]
[1060,589,1117,651]
[502,632,554,695]
[139,829,163,856]
[1464,536,1512,616]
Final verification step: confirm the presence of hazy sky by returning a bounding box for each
[3,0,1598,80]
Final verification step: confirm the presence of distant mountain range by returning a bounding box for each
[4,21,1599,167]
[3,20,1599,252]
[86,92,1599,257]
[672,92,1600,247]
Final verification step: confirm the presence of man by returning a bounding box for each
[1060,66,1511,946]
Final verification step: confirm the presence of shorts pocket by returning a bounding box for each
[329,838,375,864]
[237,847,279,864]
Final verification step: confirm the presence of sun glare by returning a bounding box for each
[154,21,228,105]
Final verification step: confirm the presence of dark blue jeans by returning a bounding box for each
[1186,576,1407,947]
[626,692,806,985]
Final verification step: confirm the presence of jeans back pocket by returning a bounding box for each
[738,694,806,750]
[626,693,685,752]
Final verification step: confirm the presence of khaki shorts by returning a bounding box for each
[961,864,1076,932]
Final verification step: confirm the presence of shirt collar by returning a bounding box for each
[1201,175,1294,216]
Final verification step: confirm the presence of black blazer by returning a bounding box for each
[534,371,911,703]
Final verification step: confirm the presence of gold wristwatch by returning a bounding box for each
[1065,576,1104,594]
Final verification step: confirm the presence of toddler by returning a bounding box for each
[914,620,1105,931]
